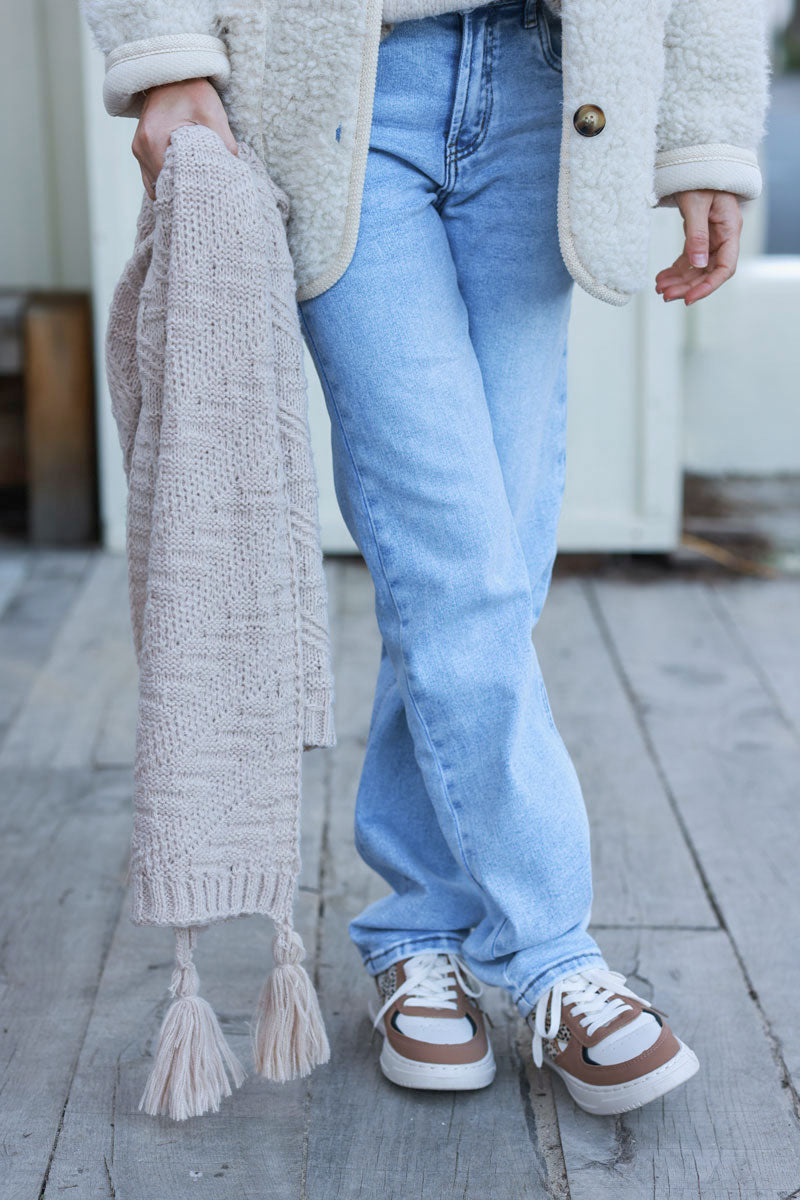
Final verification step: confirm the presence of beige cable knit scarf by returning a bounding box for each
[105,123,335,1120]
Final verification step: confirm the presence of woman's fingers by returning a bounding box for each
[132,78,238,199]
[683,231,739,305]
[655,191,712,299]
[656,249,736,304]
[655,190,743,305]
[213,118,239,157]
[656,260,691,286]
[140,168,157,201]
[680,190,713,269]
[132,115,171,193]
[655,256,696,299]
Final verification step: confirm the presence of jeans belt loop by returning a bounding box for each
[523,0,539,28]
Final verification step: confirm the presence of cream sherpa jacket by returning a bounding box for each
[83,0,770,307]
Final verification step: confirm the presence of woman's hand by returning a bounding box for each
[132,78,238,199]
[655,189,743,306]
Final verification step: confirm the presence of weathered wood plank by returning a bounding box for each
[0,549,91,747]
[712,578,800,738]
[41,785,324,1200]
[0,551,28,617]
[5,553,798,1200]
[43,746,328,1199]
[593,579,800,1094]
[549,928,800,1199]
[41,568,338,1200]
[537,579,716,929]
[303,561,568,1200]
[42,916,311,1200]
[0,768,130,1200]
[0,553,135,769]
[92,678,138,768]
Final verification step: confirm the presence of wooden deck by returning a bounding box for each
[1,548,799,1199]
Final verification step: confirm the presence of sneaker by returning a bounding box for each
[529,967,699,1116]
[371,952,496,1091]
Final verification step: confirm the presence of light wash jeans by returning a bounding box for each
[298,0,607,1017]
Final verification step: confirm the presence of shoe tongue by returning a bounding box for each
[377,956,456,1010]
[544,972,596,1023]
[586,1011,660,1066]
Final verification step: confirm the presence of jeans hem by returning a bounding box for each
[512,952,608,1017]
[359,935,466,976]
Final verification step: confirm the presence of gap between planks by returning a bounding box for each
[589,576,800,1122]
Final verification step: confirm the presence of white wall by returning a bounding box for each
[1,0,90,290]
[80,21,143,551]
[684,256,800,475]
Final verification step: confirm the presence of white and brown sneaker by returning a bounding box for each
[372,953,496,1090]
[529,967,699,1116]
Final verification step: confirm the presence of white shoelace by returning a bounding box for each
[531,967,648,1068]
[372,952,484,1030]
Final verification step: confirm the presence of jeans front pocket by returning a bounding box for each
[537,0,562,72]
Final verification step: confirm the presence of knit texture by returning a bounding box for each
[105,123,335,935]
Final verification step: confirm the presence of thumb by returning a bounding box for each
[214,119,239,157]
[681,192,712,269]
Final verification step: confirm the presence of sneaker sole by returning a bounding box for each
[545,1039,700,1116]
[379,1038,497,1091]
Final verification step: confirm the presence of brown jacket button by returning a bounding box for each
[573,104,606,137]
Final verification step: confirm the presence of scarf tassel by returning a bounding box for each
[252,926,330,1082]
[139,927,246,1120]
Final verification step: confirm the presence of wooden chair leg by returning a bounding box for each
[24,293,97,545]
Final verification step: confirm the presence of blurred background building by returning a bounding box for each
[1,0,798,561]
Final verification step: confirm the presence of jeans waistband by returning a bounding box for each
[467,0,544,27]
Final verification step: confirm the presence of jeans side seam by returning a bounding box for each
[489,915,509,959]
[297,307,482,892]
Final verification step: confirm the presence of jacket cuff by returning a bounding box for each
[653,143,762,207]
[103,34,231,118]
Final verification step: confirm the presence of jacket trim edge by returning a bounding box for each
[556,104,632,308]
[295,0,384,302]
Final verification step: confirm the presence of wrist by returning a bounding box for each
[142,77,215,100]
[140,77,221,119]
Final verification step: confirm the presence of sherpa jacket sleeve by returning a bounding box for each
[82,1,232,118]
[653,0,770,206]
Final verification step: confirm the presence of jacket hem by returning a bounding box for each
[556,92,632,307]
[295,0,384,302]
